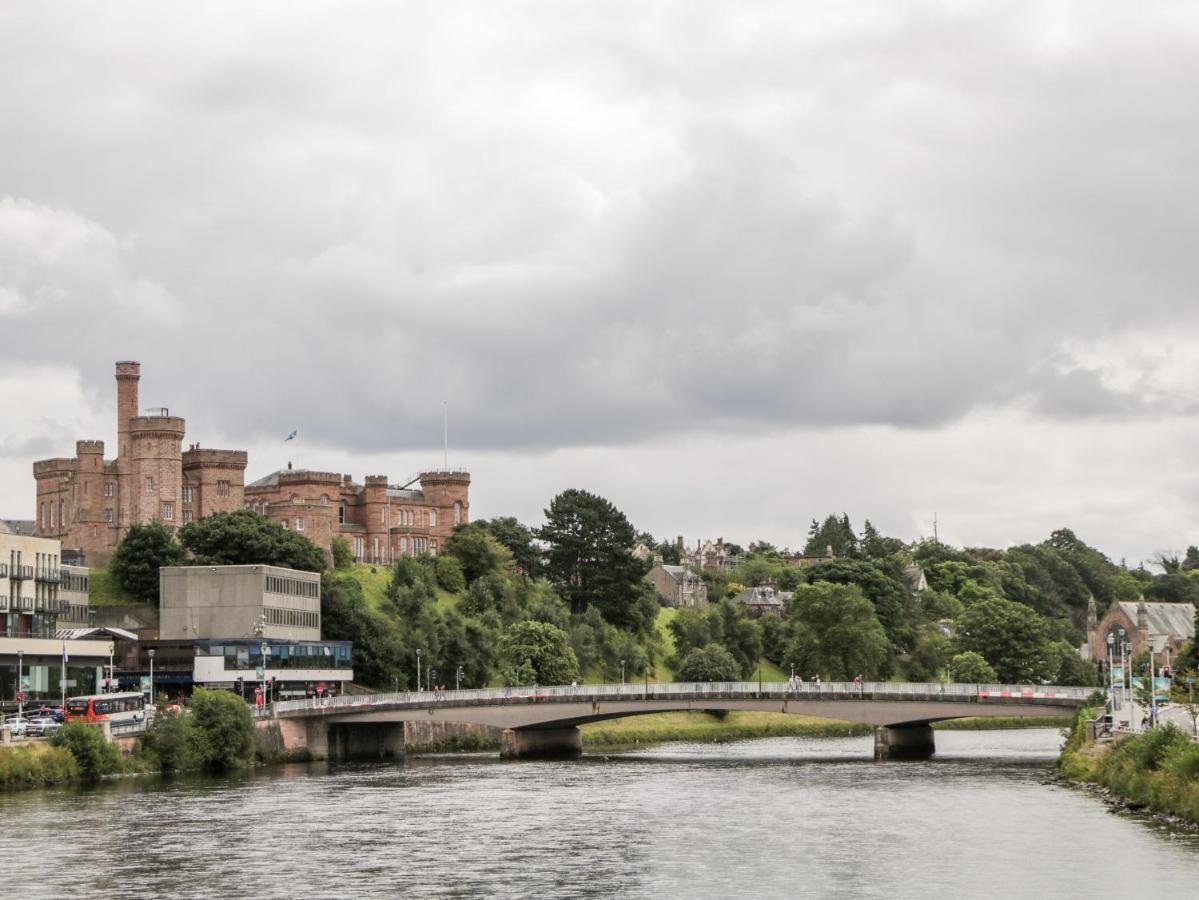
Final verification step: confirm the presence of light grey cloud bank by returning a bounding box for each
[2,1,1199,560]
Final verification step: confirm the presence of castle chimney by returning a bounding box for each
[115,361,141,457]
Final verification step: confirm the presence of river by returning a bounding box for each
[2,728,1198,898]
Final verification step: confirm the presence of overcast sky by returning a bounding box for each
[3,1,1199,563]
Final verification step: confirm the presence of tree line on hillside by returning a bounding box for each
[105,497,1199,691]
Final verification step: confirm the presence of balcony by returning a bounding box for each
[9,565,32,581]
[35,567,62,584]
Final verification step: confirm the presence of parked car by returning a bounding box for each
[3,717,30,737]
[26,717,61,738]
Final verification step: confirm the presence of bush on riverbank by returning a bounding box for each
[48,722,124,779]
[1060,709,1199,824]
[189,688,256,772]
[0,743,79,789]
[580,711,870,748]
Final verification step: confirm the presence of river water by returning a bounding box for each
[3,728,1198,898]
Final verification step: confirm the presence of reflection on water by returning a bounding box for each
[1,729,1197,899]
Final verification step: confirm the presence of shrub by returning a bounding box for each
[0,745,79,789]
[331,536,354,570]
[189,688,256,771]
[48,722,123,780]
[143,710,196,774]
[435,555,467,593]
[949,651,997,683]
[675,644,741,682]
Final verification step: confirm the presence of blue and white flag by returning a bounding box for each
[62,642,69,664]
[285,430,298,442]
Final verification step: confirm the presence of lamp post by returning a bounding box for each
[430,668,437,694]
[148,648,155,707]
[17,649,23,721]
[456,665,464,692]
[1106,633,1115,715]
[620,659,625,685]
[260,643,269,709]
[416,649,422,692]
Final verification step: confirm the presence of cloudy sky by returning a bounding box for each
[3,1,1198,563]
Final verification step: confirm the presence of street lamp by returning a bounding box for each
[148,648,156,707]
[16,649,24,721]
[260,643,269,707]
[416,649,422,692]
[456,665,464,691]
[1106,632,1115,714]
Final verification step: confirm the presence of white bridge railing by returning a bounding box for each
[263,681,1094,717]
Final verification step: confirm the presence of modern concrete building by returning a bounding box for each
[159,564,321,642]
[133,564,351,699]
[1,531,111,705]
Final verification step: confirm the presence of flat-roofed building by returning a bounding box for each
[159,564,321,642]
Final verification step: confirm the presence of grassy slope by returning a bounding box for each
[343,563,458,612]
[88,568,136,606]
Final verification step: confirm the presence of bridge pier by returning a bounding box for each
[874,724,935,760]
[500,727,582,759]
[329,722,407,762]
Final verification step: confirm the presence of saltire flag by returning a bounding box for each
[285,430,298,442]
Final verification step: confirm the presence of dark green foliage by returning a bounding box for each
[445,524,508,583]
[955,596,1050,683]
[48,722,123,779]
[1184,546,1199,572]
[330,536,354,570]
[949,651,997,682]
[539,489,651,630]
[675,644,741,682]
[385,556,439,618]
[783,582,889,680]
[474,516,542,577]
[179,509,326,572]
[0,745,78,788]
[859,520,904,559]
[804,514,858,558]
[800,557,916,655]
[435,555,466,593]
[189,687,256,771]
[497,620,580,685]
[110,521,187,603]
[666,601,762,678]
[1144,573,1199,603]
[142,709,195,774]
[904,626,952,682]
[1046,640,1099,687]
[322,574,407,689]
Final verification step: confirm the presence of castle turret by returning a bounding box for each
[115,361,140,458]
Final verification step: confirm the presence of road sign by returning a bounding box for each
[255,666,265,679]
[20,676,30,691]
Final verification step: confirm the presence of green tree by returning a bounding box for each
[445,524,508,583]
[804,513,858,558]
[475,516,542,577]
[189,687,256,772]
[385,555,439,618]
[955,596,1050,683]
[322,574,406,689]
[497,620,580,685]
[1145,573,1199,603]
[539,489,650,629]
[48,722,123,779]
[110,521,187,603]
[783,582,889,680]
[860,520,904,559]
[142,709,195,774]
[905,626,952,682]
[949,651,997,683]
[675,644,741,682]
[178,509,326,572]
[1046,640,1099,687]
[435,554,467,593]
[330,536,354,570]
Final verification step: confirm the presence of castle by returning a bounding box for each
[33,362,470,566]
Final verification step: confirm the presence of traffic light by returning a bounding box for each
[236,676,245,698]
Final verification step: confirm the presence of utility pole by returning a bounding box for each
[933,512,939,544]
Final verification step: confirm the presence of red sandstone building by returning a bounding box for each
[243,467,470,563]
[33,361,471,567]
[33,362,247,565]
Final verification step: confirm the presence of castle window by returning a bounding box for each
[217,480,230,498]
[453,502,462,525]
[338,503,345,525]
[182,486,192,503]
[59,500,65,527]
[145,476,154,492]
[104,508,114,523]
[320,495,328,506]
[262,502,269,515]
[49,503,55,529]
[296,517,305,531]
[161,502,174,521]
[382,508,387,525]
[281,519,288,529]
[104,482,114,498]
[182,510,193,524]
[429,510,437,528]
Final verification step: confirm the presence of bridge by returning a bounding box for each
[254,681,1093,761]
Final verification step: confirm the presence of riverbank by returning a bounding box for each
[578,711,870,749]
[0,742,82,789]
[1059,710,1199,825]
